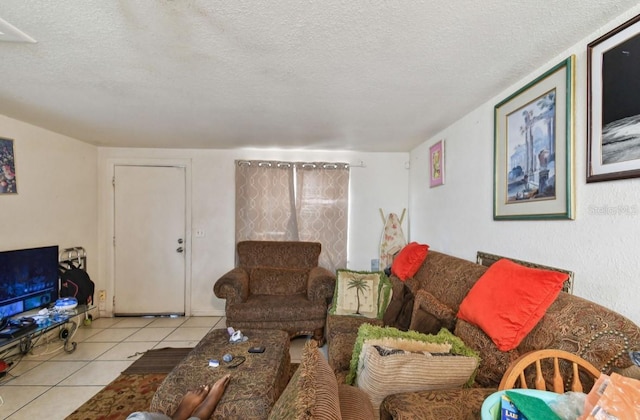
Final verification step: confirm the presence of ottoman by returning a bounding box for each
[150,329,290,419]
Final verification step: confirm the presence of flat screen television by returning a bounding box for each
[0,245,59,320]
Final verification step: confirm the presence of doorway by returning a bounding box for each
[113,165,187,315]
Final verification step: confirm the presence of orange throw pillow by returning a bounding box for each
[391,242,429,281]
[457,258,568,351]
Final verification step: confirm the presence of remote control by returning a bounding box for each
[248,346,265,353]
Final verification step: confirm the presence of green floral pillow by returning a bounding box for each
[329,269,392,319]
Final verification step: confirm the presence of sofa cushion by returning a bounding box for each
[518,292,640,373]
[380,387,497,420]
[410,289,457,335]
[228,294,327,322]
[391,242,429,280]
[356,343,478,418]
[330,269,392,319]
[409,306,441,336]
[250,267,308,295]
[346,324,479,386]
[454,318,521,387]
[268,340,341,420]
[457,258,568,351]
[382,280,414,331]
[325,313,385,379]
[413,250,489,314]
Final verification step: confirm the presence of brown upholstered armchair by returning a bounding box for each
[214,241,336,343]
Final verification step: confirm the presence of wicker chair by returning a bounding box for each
[214,241,336,343]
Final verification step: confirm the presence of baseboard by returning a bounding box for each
[190,309,226,317]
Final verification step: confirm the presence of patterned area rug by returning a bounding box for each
[66,347,193,420]
[122,347,193,374]
[66,373,167,420]
[66,347,300,420]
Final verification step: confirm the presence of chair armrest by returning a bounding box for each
[307,267,336,303]
[326,313,384,374]
[213,268,249,304]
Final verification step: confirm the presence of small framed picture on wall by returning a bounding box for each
[587,13,640,182]
[0,138,17,194]
[429,139,445,188]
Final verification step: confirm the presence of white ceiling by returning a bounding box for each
[0,1,637,152]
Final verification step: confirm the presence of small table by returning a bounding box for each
[150,329,290,420]
[0,305,91,354]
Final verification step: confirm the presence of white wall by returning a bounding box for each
[98,148,409,316]
[409,6,640,324]
[0,115,98,274]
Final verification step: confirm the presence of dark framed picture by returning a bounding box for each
[429,139,445,188]
[493,56,575,220]
[587,14,640,183]
[0,138,17,194]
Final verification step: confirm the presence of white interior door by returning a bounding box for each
[114,165,186,315]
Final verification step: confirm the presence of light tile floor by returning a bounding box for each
[0,316,309,419]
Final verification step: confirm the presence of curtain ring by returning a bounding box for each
[322,163,338,169]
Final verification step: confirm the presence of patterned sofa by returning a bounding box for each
[214,240,336,343]
[325,250,640,419]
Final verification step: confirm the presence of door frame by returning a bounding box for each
[103,158,193,317]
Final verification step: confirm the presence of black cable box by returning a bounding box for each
[0,323,37,339]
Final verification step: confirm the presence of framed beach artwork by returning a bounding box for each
[493,56,575,220]
[0,138,17,194]
[429,140,445,188]
[587,14,640,182]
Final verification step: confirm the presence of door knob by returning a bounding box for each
[177,238,184,244]
[176,247,184,253]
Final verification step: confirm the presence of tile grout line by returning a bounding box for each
[2,316,230,418]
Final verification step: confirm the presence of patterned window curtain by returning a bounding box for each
[235,160,349,272]
[295,162,349,272]
[235,161,298,242]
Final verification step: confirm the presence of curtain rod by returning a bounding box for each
[236,160,365,168]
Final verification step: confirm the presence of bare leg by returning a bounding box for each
[172,385,210,420]
[190,374,231,420]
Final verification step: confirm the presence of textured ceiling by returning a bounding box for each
[0,1,637,152]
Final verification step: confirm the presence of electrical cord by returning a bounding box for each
[225,356,246,368]
[27,320,78,357]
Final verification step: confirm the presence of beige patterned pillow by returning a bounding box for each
[330,269,393,319]
[356,343,478,419]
